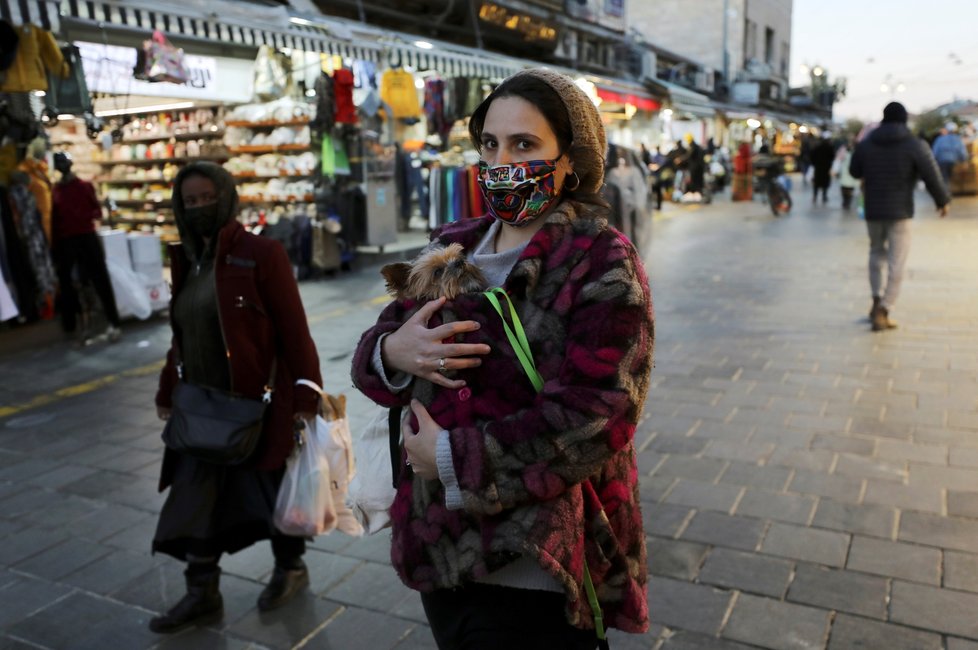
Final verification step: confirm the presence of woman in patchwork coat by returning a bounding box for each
[352,68,654,649]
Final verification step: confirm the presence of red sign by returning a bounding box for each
[596,88,661,112]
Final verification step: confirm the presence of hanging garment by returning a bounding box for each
[0,262,17,321]
[0,24,64,92]
[16,157,52,242]
[253,45,290,101]
[310,72,335,133]
[0,187,39,321]
[333,68,357,124]
[8,183,57,299]
[380,68,421,120]
[424,77,450,145]
[446,76,468,124]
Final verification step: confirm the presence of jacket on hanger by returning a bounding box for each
[0,23,65,93]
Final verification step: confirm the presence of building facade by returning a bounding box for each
[630,0,792,102]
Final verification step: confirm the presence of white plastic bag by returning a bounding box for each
[347,406,407,535]
[274,416,335,537]
[106,259,151,320]
[283,381,363,537]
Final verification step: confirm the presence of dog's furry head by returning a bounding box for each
[381,243,487,301]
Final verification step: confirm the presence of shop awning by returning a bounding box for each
[1,0,60,30]
[56,0,381,59]
[646,78,716,118]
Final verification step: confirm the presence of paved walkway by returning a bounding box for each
[1,184,977,649]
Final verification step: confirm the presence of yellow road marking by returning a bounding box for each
[0,293,395,418]
[0,360,165,419]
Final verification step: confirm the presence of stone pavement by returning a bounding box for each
[1,185,977,649]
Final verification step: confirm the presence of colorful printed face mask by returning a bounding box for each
[477,159,562,227]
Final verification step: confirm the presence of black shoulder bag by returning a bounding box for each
[162,356,276,465]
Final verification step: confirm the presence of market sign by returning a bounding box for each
[596,88,660,112]
[75,41,255,104]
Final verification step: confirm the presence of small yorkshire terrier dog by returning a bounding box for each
[380,243,487,404]
[381,243,487,301]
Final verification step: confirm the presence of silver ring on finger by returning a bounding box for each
[437,357,448,374]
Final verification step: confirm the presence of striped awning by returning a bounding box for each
[386,44,519,80]
[0,0,60,30]
[49,0,518,80]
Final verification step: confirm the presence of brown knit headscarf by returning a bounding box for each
[469,68,607,201]
[503,69,607,195]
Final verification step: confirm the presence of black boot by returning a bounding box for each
[258,560,309,612]
[869,296,880,321]
[149,566,223,633]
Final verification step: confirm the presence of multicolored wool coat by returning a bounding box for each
[351,200,654,633]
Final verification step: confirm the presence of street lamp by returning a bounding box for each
[880,74,906,98]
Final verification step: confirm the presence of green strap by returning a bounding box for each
[483,288,543,392]
[583,559,607,641]
[483,288,606,641]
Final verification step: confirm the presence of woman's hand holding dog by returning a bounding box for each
[382,297,491,389]
[404,399,439,480]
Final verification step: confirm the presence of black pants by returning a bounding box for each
[52,232,120,332]
[421,583,599,650]
[187,535,306,568]
[841,187,854,210]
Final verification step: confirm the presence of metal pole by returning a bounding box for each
[722,0,730,89]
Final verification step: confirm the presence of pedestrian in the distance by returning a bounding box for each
[849,102,950,331]
[150,162,323,633]
[352,68,653,649]
[50,152,122,344]
[810,131,835,204]
[931,121,968,185]
[835,139,858,210]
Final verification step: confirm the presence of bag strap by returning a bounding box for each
[482,288,543,392]
[174,343,276,403]
[482,287,607,644]
[389,405,403,489]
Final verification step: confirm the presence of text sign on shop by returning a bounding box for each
[76,41,254,103]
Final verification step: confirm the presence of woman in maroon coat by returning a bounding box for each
[151,162,322,633]
[353,69,653,649]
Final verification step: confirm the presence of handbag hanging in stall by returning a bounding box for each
[134,31,189,85]
[162,359,276,465]
[44,45,91,117]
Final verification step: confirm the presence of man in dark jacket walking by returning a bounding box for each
[849,102,950,331]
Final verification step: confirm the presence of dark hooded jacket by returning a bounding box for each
[849,123,949,221]
[155,162,321,488]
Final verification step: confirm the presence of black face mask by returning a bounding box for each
[183,203,222,238]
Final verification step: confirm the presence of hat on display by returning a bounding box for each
[501,68,607,195]
[881,102,908,124]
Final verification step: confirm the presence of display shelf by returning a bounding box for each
[240,194,315,204]
[231,173,314,181]
[117,129,226,144]
[97,156,228,166]
[111,199,173,207]
[107,215,170,226]
[228,144,310,154]
[225,118,310,128]
[97,177,173,184]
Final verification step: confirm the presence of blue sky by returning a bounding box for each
[790,0,978,121]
